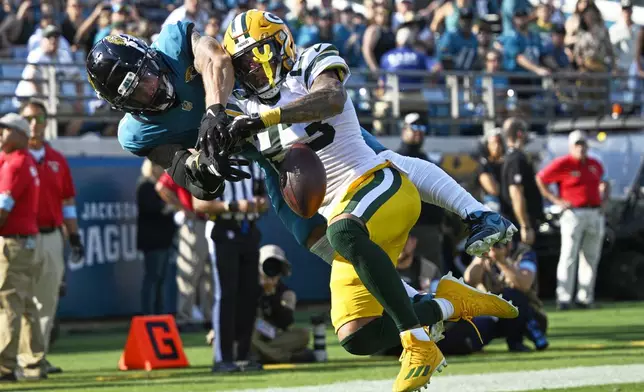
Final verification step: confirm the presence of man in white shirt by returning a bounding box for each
[162,0,209,33]
[610,0,639,74]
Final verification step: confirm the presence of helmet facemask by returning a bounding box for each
[231,33,292,104]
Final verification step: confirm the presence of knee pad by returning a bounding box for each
[340,330,378,356]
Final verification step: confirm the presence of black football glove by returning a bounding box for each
[186,150,250,187]
[198,104,233,156]
[227,114,267,142]
[68,233,84,265]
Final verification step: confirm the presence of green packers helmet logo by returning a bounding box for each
[105,35,127,46]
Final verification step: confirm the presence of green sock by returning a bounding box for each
[340,300,444,355]
[327,218,420,331]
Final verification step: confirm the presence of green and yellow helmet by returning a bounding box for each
[222,10,296,103]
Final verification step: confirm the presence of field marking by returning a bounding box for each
[234,364,644,392]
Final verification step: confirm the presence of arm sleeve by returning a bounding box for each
[157,172,179,192]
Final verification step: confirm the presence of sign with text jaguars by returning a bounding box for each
[58,156,330,319]
[58,157,146,319]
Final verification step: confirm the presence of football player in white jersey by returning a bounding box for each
[221,10,518,392]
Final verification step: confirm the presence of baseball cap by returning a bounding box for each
[318,8,333,20]
[42,25,61,38]
[397,0,414,4]
[513,9,530,17]
[0,113,29,135]
[460,7,475,19]
[621,0,633,9]
[569,129,588,145]
[552,24,566,35]
[259,244,292,276]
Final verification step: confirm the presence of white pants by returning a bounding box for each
[557,208,605,304]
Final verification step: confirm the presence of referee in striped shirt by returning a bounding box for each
[193,158,268,374]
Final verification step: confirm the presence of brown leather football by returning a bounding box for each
[279,143,327,218]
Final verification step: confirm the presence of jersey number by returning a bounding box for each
[305,122,335,151]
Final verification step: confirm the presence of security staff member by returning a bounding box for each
[193,159,267,374]
[18,100,83,375]
[536,130,609,309]
[0,113,45,381]
[500,117,544,246]
[156,172,212,328]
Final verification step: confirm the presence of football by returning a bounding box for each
[279,143,327,218]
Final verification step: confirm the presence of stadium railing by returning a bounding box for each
[1,58,641,137]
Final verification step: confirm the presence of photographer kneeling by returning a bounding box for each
[252,245,315,364]
[464,243,549,352]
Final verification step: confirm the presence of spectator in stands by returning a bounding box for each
[295,8,320,49]
[392,0,415,30]
[465,242,549,352]
[256,0,269,11]
[473,21,494,70]
[221,0,250,33]
[61,0,84,52]
[137,159,176,316]
[498,10,548,76]
[317,9,335,47]
[437,8,478,71]
[479,48,508,89]
[396,235,441,292]
[477,128,505,212]
[542,25,570,71]
[334,5,364,69]
[92,4,137,44]
[27,12,72,53]
[362,3,395,74]
[564,0,598,52]
[0,0,38,46]
[501,0,533,33]
[431,0,473,34]
[610,0,638,75]
[251,245,315,364]
[374,29,433,134]
[529,3,554,45]
[74,3,112,50]
[15,25,84,136]
[163,0,208,33]
[204,15,222,41]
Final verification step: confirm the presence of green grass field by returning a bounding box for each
[4,302,644,392]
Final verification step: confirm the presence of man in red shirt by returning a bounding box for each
[17,100,84,374]
[156,172,212,328]
[0,113,45,381]
[536,130,610,309]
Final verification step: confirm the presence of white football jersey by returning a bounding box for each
[230,43,385,218]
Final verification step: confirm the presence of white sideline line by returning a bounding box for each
[234,364,644,392]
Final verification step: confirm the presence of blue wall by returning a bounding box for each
[58,157,330,319]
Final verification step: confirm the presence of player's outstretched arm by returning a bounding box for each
[227,70,347,138]
[191,30,234,108]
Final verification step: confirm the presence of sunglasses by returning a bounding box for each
[23,114,46,124]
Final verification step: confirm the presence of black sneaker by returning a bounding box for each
[0,373,17,382]
[576,302,598,310]
[243,360,263,372]
[211,361,241,374]
[508,342,532,352]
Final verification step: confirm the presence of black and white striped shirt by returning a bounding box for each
[217,157,265,221]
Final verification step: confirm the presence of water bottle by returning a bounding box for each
[506,89,518,112]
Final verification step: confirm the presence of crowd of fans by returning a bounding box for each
[0,0,641,135]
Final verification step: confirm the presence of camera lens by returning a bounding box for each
[262,258,281,277]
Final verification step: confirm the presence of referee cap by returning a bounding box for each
[0,113,29,135]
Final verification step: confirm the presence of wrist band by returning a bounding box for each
[259,108,281,127]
